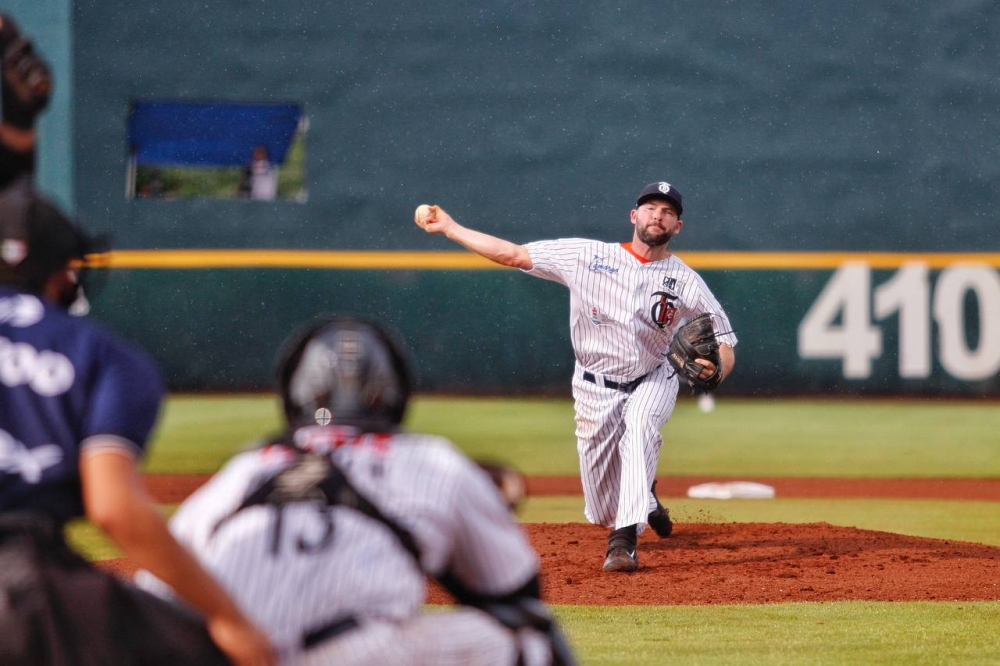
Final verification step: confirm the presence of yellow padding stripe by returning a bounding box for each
[83,250,1000,271]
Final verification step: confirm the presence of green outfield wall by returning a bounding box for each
[90,252,1000,396]
[22,1,1000,394]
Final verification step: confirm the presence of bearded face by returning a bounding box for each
[636,223,674,247]
[632,200,681,248]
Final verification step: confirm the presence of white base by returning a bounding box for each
[687,481,776,499]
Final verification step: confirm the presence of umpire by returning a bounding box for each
[0,14,274,666]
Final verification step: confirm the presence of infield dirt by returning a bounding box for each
[97,474,1000,605]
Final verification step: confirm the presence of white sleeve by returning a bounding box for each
[134,452,262,596]
[523,238,592,286]
[443,456,540,597]
[148,451,264,557]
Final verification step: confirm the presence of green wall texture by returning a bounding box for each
[60,1,1000,395]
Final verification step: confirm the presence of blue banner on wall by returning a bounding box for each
[127,101,302,167]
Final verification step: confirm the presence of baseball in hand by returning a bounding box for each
[414,204,437,229]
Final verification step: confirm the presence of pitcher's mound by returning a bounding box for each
[474,522,1000,605]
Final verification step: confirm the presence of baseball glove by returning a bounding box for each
[476,460,528,512]
[0,14,53,130]
[667,313,723,391]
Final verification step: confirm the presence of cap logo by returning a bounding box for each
[658,182,672,195]
[1,239,28,266]
[314,407,332,426]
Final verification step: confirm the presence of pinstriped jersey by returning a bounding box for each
[136,426,539,656]
[524,239,737,380]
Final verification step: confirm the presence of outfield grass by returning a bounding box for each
[129,394,999,666]
[556,602,1000,666]
[145,394,283,471]
[146,394,1000,479]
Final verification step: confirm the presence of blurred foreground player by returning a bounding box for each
[0,12,274,666]
[0,12,50,188]
[137,315,576,666]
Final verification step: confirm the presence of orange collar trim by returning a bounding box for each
[620,242,671,264]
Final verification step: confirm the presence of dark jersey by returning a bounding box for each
[0,286,163,523]
[0,142,34,191]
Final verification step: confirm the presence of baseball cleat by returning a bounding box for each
[603,545,639,572]
[648,481,673,538]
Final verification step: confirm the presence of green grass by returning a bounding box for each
[660,397,1000,479]
[127,394,1000,666]
[556,602,1000,666]
[409,395,1000,478]
[146,394,1000,478]
[407,396,581,473]
[144,394,283,471]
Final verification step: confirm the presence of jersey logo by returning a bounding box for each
[0,429,64,483]
[589,255,619,276]
[0,336,76,396]
[0,294,44,328]
[650,291,678,329]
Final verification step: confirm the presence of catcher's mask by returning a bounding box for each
[0,178,108,311]
[276,315,413,432]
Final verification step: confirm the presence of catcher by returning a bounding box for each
[137,316,575,665]
[416,180,737,572]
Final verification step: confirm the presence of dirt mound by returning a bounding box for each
[100,520,1000,606]
[114,473,998,605]
[491,522,1000,605]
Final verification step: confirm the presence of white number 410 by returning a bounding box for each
[797,262,1000,381]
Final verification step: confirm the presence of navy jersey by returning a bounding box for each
[0,286,164,523]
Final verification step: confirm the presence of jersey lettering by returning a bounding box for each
[589,255,620,275]
[0,336,75,396]
[0,428,65,483]
[0,294,45,327]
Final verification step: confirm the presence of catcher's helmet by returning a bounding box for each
[0,178,105,308]
[277,316,412,431]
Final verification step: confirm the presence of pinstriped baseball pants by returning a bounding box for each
[290,607,552,666]
[571,363,679,532]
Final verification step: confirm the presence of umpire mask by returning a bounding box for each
[277,316,413,432]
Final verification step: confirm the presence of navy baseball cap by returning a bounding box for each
[636,181,683,215]
[0,178,106,295]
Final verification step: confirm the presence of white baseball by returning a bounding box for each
[414,204,436,229]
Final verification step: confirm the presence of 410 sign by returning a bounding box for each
[798,262,1000,381]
